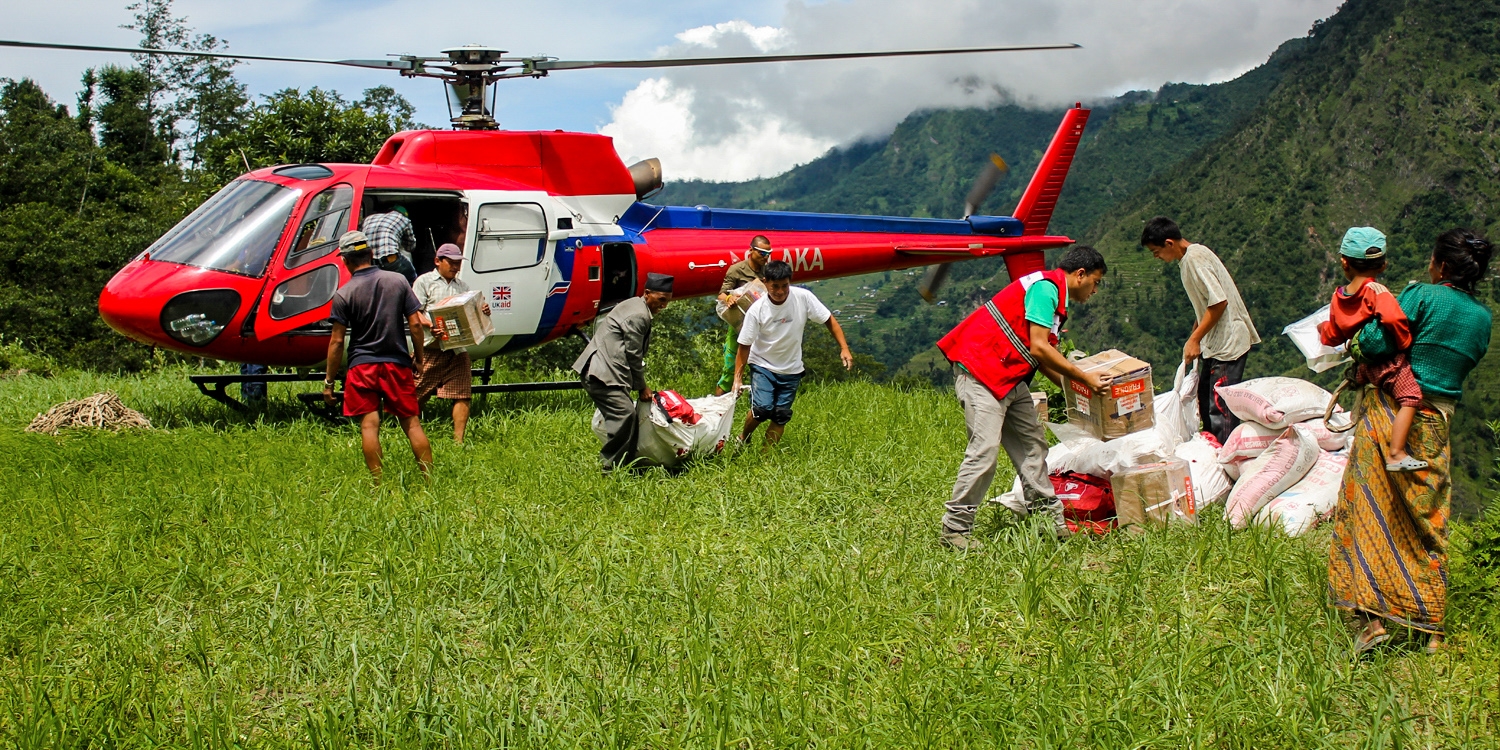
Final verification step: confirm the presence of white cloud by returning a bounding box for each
[601,0,1344,182]
[602,77,836,181]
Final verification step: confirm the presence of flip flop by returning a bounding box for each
[1386,456,1429,472]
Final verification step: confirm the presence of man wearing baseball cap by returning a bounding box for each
[572,273,675,472]
[323,230,433,479]
[412,243,491,443]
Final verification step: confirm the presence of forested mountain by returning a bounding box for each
[1069,0,1499,511]
[663,0,1500,511]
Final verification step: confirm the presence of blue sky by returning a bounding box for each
[5,0,1342,181]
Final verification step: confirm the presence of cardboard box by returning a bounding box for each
[1111,458,1196,528]
[428,290,494,351]
[1063,349,1155,441]
[1031,391,1051,425]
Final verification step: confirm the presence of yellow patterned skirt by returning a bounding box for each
[1327,387,1451,634]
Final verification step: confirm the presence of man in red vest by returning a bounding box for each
[937,245,1109,550]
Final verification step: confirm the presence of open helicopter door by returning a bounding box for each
[460,192,559,342]
[253,179,362,341]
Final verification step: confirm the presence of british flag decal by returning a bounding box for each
[492,285,512,310]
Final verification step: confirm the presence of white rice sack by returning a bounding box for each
[1294,411,1351,452]
[599,391,742,468]
[1175,434,1232,506]
[1222,456,1247,482]
[1218,421,1282,462]
[1254,450,1348,536]
[1216,377,1333,429]
[1224,424,1320,528]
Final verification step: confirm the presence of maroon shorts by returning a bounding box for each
[343,362,419,417]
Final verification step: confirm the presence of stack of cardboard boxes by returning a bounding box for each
[1059,349,1195,527]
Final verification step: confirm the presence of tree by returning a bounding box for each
[199,86,420,185]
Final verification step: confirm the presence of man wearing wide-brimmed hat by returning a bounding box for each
[572,273,675,472]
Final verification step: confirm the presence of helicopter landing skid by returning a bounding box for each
[188,359,583,422]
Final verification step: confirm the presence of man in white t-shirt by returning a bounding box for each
[1141,216,1261,443]
[730,260,853,446]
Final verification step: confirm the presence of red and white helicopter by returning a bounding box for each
[4,39,1090,406]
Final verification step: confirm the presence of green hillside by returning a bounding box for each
[1067,0,1500,512]
[3,368,1499,745]
[659,0,1500,512]
[658,40,1299,384]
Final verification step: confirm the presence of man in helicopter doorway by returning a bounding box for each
[362,204,418,284]
[572,273,675,473]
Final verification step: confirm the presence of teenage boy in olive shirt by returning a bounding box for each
[1141,216,1261,443]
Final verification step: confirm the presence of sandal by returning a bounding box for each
[1424,634,1444,655]
[1354,622,1392,655]
[1386,456,1429,472]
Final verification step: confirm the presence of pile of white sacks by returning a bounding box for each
[998,366,1348,536]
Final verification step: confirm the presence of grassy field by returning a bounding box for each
[1,368,1498,748]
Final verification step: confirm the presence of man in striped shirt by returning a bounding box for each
[362,205,417,284]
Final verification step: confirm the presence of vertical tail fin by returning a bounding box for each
[1013,105,1090,236]
[1002,105,1089,281]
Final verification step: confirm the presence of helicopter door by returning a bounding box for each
[253,182,359,340]
[598,241,636,312]
[461,196,555,338]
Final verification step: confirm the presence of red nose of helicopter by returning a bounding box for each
[98,176,334,366]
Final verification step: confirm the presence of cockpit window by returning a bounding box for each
[285,183,353,269]
[145,180,301,277]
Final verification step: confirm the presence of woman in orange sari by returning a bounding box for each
[1328,229,1493,653]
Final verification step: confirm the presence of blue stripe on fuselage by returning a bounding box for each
[618,202,1023,237]
[501,234,611,352]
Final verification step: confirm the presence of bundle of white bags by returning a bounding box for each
[1001,362,1234,510]
[1215,377,1350,535]
[591,391,739,468]
[1000,369,1349,537]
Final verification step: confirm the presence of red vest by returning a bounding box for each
[937,268,1069,399]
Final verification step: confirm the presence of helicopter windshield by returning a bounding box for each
[145,180,302,277]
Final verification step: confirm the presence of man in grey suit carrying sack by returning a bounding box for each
[573,273,675,471]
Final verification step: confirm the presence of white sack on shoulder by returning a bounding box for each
[1175,435,1232,506]
[1255,450,1348,536]
[1283,305,1351,373]
[1217,377,1332,429]
[1224,424,1319,528]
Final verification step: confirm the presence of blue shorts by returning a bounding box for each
[749,363,804,425]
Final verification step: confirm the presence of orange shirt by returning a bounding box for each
[1317,280,1412,350]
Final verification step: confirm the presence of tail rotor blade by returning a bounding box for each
[918,263,953,304]
[963,153,1009,218]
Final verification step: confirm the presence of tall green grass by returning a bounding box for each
[1,369,1496,747]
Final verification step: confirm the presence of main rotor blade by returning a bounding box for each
[0,39,416,70]
[534,43,1080,71]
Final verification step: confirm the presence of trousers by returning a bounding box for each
[1198,352,1249,444]
[944,367,1057,534]
[584,375,638,469]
